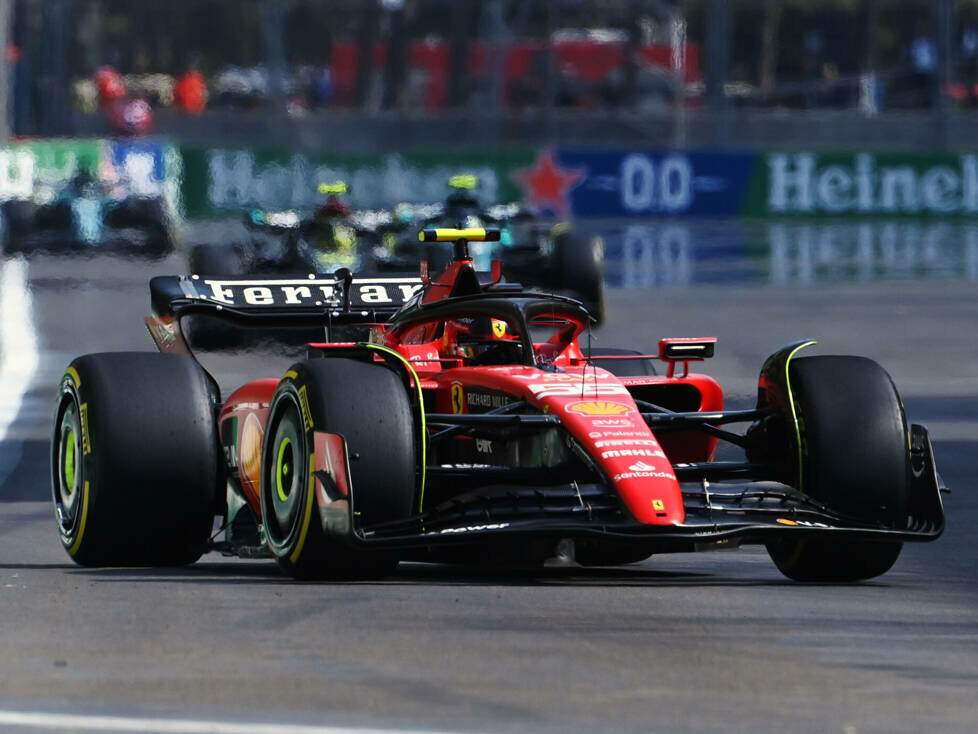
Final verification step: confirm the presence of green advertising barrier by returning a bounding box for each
[17,143,978,221]
[745,151,978,217]
[0,138,179,202]
[0,140,103,199]
[180,146,537,219]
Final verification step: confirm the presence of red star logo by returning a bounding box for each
[512,150,585,216]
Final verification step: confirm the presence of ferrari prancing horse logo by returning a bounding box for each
[451,383,465,414]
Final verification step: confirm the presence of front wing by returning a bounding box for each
[345,424,945,554]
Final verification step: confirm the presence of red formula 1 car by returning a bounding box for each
[51,228,945,582]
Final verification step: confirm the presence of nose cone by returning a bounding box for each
[524,372,684,525]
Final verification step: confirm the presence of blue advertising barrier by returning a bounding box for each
[554,149,757,219]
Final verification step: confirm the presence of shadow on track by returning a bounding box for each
[46,559,916,590]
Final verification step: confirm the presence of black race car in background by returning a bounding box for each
[385,175,605,322]
[1,171,176,257]
[188,176,605,322]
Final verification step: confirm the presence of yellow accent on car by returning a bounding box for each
[67,481,90,556]
[288,453,316,564]
[419,227,490,242]
[449,174,478,190]
[317,181,348,195]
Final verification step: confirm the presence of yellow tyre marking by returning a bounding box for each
[364,344,428,512]
[784,340,817,494]
[67,481,90,556]
[289,453,316,564]
[65,367,81,388]
[283,370,298,381]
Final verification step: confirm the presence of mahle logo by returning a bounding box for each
[767,153,978,215]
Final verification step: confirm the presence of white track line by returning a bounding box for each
[0,710,454,734]
[0,256,39,443]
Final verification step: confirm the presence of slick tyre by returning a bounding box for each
[554,230,604,324]
[51,353,220,566]
[261,359,416,580]
[766,356,909,582]
[188,243,244,277]
[184,245,247,350]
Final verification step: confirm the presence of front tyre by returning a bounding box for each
[52,353,219,566]
[261,359,416,580]
[766,356,909,582]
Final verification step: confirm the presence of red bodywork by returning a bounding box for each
[218,250,723,528]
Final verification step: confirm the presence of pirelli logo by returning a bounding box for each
[298,386,314,431]
[79,402,91,455]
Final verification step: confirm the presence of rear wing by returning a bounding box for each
[148,273,423,341]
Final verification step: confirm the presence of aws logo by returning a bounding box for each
[567,401,631,416]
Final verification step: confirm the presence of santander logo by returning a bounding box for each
[629,461,657,471]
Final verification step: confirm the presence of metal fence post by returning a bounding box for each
[935,0,952,147]
[704,0,730,146]
[0,0,11,143]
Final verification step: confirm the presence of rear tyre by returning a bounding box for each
[51,353,219,566]
[261,359,416,580]
[189,243,244,276]
[766,356,908,582]
[183,244,249,350]
[582,347,656,377]
[554,230,604,324]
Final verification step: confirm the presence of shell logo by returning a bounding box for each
[567,400,631,416]
[240,413,264,491]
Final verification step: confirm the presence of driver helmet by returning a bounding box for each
[449,317,522,364]
[315,181,352,220]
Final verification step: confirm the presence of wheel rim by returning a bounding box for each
[54,399,83,535]
[276,437,294,502]
[263,399,306,549]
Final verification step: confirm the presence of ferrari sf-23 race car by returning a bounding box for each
[51,228,945,582]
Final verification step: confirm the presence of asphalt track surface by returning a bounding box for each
[0,244,976,734]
